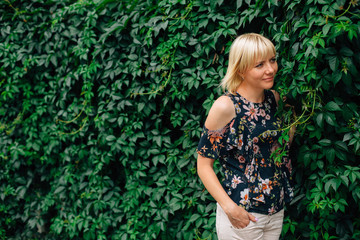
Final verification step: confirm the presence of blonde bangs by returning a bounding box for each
[220,33,276,94]
[240,38,276,73]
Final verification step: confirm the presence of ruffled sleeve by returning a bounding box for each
[197,123,231,160]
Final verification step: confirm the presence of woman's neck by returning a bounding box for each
[236,85,265,103]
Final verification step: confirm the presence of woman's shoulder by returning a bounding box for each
[213,95,235,113]
[204,95,236,130]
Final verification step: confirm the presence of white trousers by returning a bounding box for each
[216,203,284,240]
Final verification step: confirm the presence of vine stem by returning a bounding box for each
[4,0,17,12]
[131,2,193,97]
[57,101,87,124]
[131,67,173,97]
[327,2,357,19]
[284,90,316,130]
[4,0,27,22]
[270,90,316,164]
[56,101,89,135]
[58,117,88,136]
[258,90,317,140]
[168,2,193,27]
[131,45,177,97]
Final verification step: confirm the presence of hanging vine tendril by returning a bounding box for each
[259,90,317,164]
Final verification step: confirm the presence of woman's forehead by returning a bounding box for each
[254,53,276,62]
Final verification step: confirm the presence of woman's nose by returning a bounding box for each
[265,63,275,74]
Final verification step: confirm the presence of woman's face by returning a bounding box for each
[241,54,278,90]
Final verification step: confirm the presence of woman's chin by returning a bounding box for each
[263,81,274,89]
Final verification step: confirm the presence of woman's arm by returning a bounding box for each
[197,96,257,229]
[197,155,257,228]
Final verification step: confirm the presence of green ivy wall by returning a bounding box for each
[0,0,359,239]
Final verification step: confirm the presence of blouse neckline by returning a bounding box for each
[235,90,268,105]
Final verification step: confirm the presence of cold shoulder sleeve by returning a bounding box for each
[197,122,232,160]
[197,93,252,163]
[197,116,251,163]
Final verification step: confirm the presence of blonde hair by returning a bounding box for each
[220,33,276,94]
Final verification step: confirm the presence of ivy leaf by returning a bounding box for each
[54,186,65,194]
[339,47,354,57]
[324,113,336,126]
[318,139,331,146]
[325,101,341,111]
[326,148,336,163]
[138,102,145,112]
[106,135,116,141]
[324,178,340,193]
[316,113,324,128]
[340,175,349,187]
[189,214,201,223]
[291,42,299,56]
[328,56,337,71]
[128,54,138,60]
[322,24,331,35]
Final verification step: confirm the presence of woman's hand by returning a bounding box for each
[223,202,257,229]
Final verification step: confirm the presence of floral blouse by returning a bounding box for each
[197,90,294,215]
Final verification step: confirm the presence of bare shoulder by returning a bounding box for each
[204,95,235,130]
[270,90,280,106]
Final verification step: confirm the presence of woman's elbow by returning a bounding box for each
[197,155,214,177]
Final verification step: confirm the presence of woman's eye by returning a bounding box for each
[270,58,277,62]
[256,63,263,68]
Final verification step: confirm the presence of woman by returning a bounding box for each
[197,33,295,240]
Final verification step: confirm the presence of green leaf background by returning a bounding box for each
[0,0,359,239]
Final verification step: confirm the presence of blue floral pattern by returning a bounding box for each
[197,90,294,215]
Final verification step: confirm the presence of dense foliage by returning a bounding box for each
[1,0,359,239]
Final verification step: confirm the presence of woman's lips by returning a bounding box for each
[263,77,274,81]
